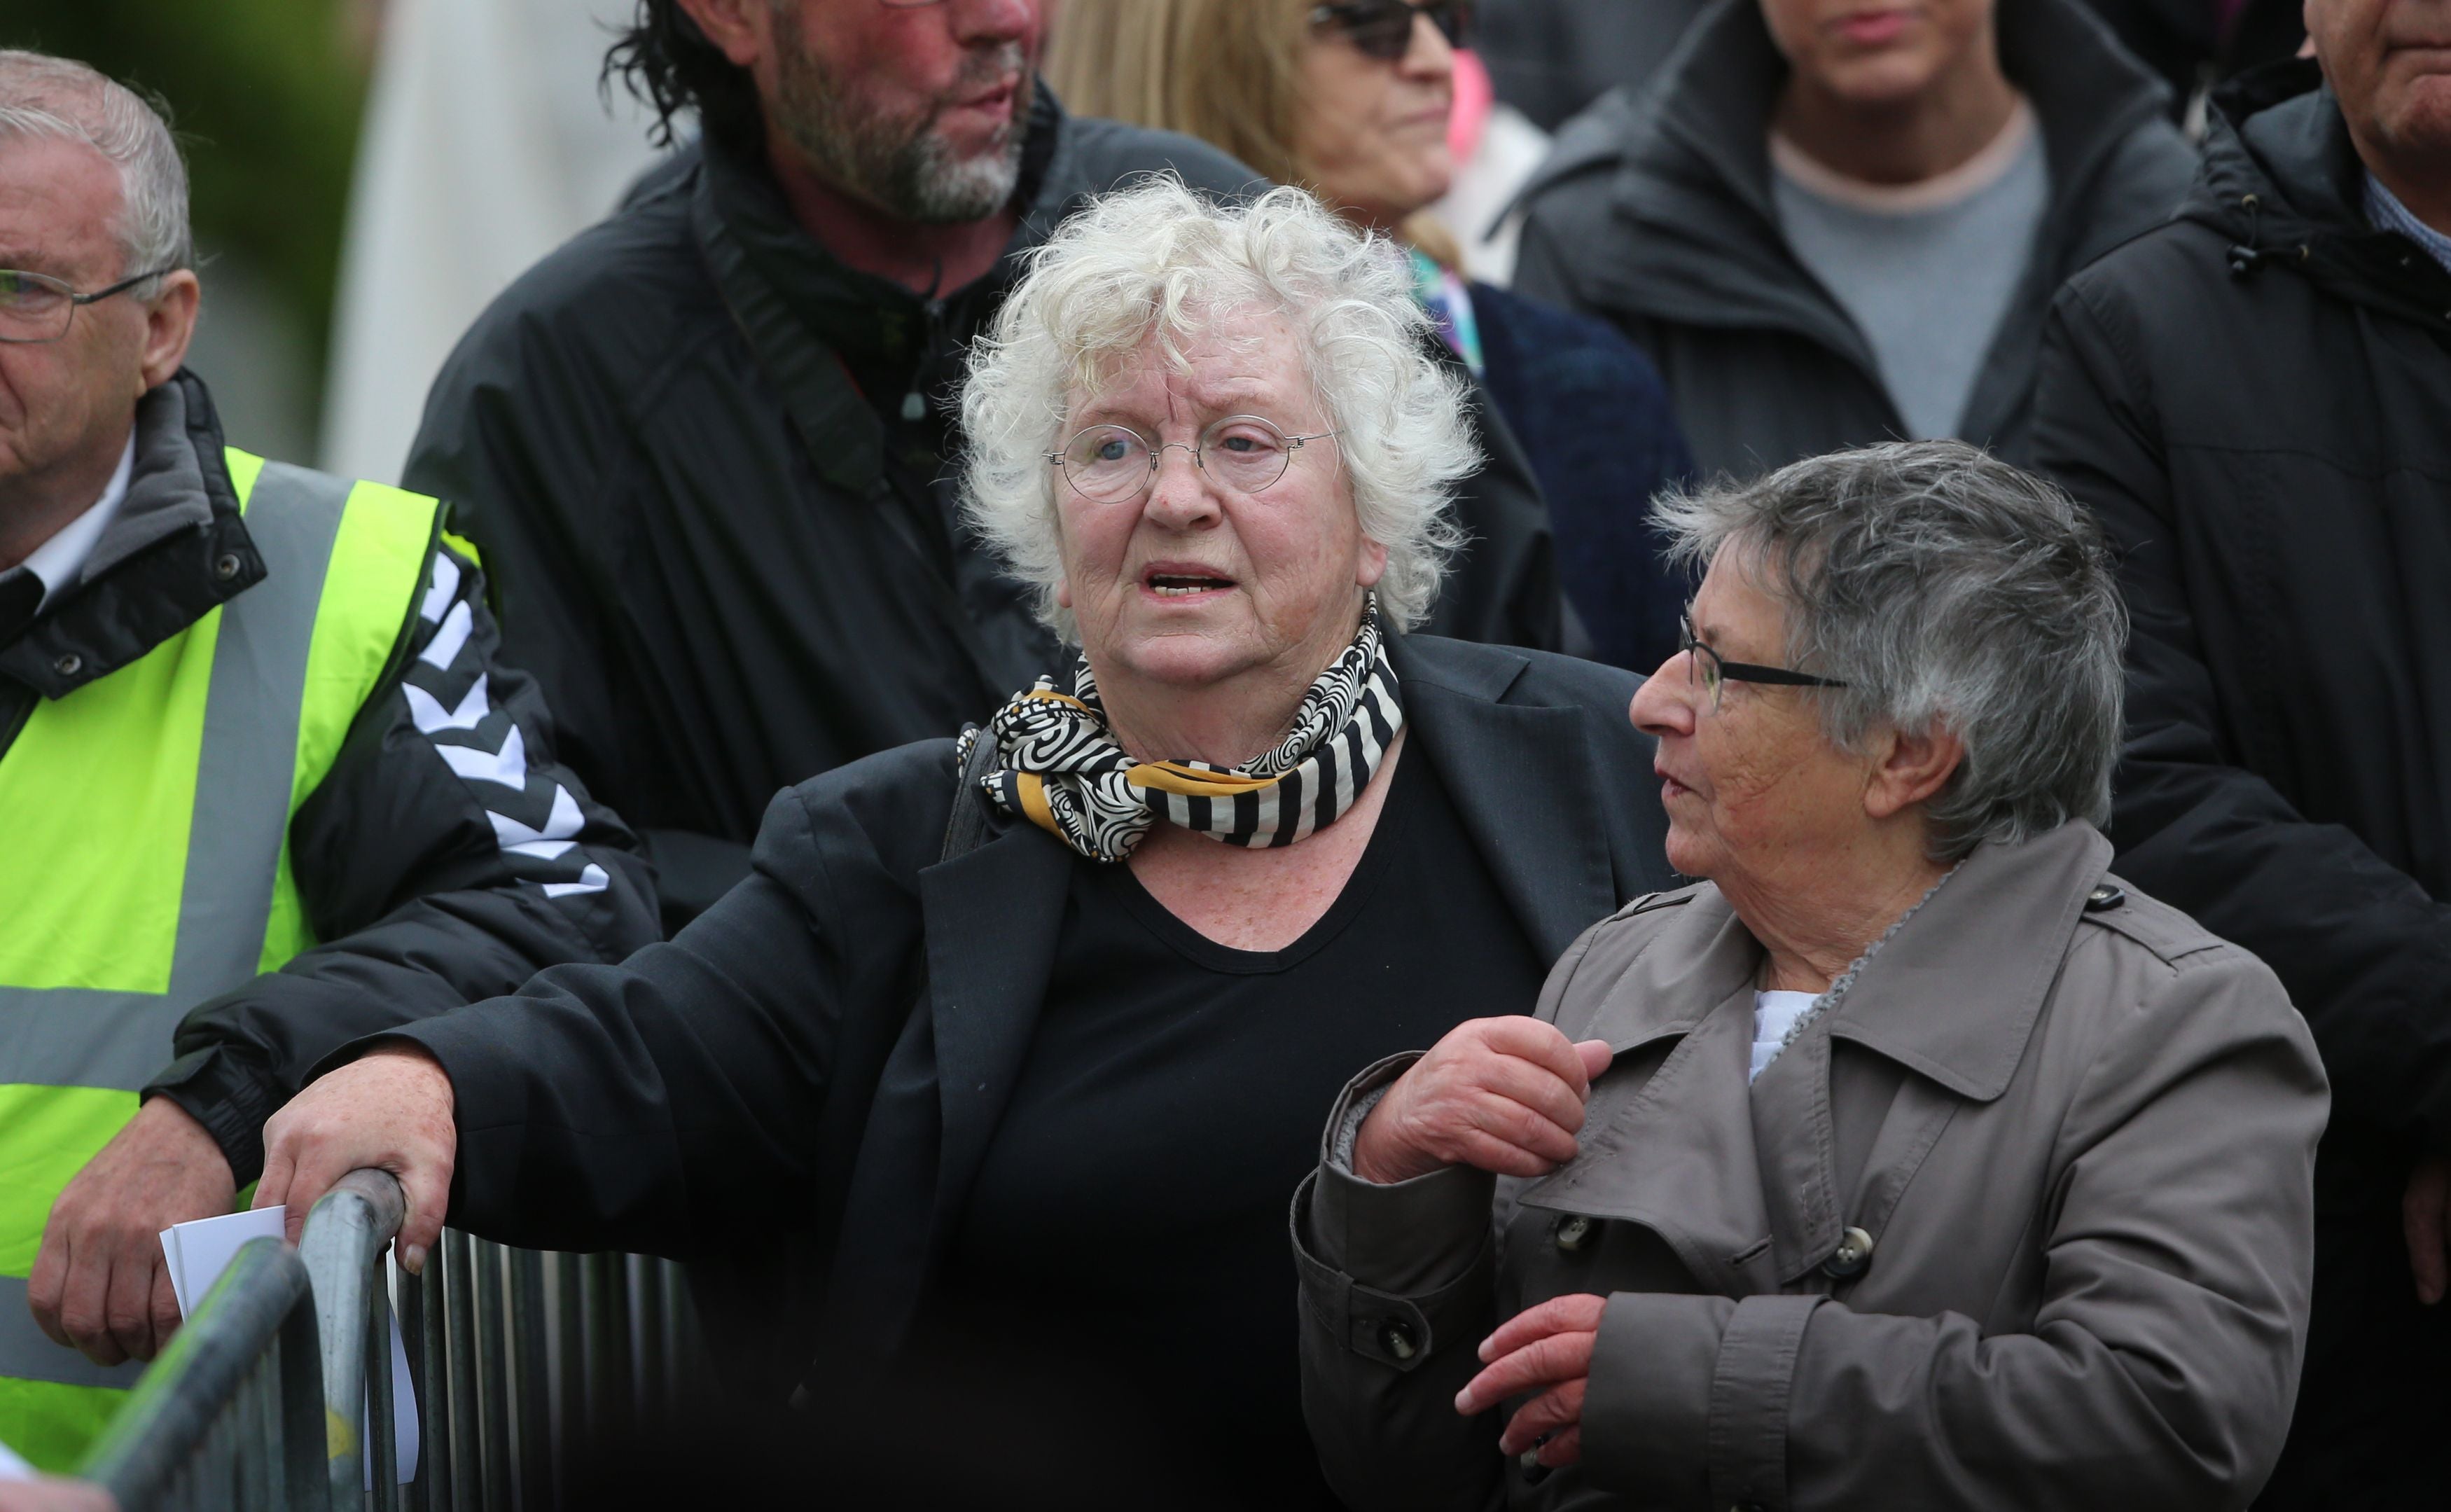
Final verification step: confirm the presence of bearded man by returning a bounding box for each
[384,0,1563,943]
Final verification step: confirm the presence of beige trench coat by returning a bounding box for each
[1295,821,2327,1511]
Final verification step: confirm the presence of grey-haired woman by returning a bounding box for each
[1297,442,2328,1510]
[238,181,1672,1508]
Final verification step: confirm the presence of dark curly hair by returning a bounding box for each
[603,0,765,153]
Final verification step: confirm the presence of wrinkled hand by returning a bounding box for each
[1456,1293,1608,1467]
[256,1047,457,1274]
[29,1097,236,1366]
[1352,1018,1613,1184]
[2405,1154,2451,1305]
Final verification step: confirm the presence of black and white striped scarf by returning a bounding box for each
[971,600,1402,863]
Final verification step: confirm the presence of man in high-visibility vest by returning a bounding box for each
[0,52,660,1469]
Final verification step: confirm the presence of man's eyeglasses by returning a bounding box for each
[1679,610,1847,713]
[1048,415,1338,503]
[0,267,175,345]
[1311,0,1473,62]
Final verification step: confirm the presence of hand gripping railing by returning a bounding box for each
[75,1233,326,1511]
[296,1170,409,1509]
[75,1170,709,1511]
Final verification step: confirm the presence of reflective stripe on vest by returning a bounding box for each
[0,451,437,1460]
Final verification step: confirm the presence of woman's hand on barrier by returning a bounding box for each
[256,1046,457,1274]
[1351,1017,1613,1184]
[1457,1292,1608,1467]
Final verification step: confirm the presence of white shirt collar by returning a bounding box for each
[20,431,136,613]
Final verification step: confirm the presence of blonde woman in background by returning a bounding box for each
[1049,0,1695,672]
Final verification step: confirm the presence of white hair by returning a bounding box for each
[0,51,192,294]
[959,176,1478,639]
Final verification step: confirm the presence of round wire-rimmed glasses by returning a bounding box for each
[1046,415,1338,503]
[0,266,176,345]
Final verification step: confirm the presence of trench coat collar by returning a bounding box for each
[1532,820,2116,1289]
[1576,819,2116,1102]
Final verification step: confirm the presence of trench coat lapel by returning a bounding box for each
[1520,896,1784,1295]
[1394,639,1623,963]
[1516,823,2119,1298]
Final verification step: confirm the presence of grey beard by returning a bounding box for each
[770,36,1030,226]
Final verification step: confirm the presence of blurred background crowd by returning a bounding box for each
[0,0,2308,489]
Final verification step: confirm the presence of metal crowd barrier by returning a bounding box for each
[76,1170,707,1511]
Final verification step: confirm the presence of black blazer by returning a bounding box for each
[377,634,1672,1392]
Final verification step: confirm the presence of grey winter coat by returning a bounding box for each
[1512,0,2197,480]
[1295,819,2327,1511]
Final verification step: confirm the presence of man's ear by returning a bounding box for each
[1863,721,1964,822]
[673,0,770,69]
[136,270,200,394]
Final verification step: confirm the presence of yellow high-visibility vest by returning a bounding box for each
[0,449,439,1470]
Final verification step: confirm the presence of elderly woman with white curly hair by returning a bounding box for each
[239,179,1673,1506]
[1297,441,2330,1511]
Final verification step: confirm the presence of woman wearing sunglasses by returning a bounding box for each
[1047,0,1695,674]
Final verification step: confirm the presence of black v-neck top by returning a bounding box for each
[938,747,1549,1506]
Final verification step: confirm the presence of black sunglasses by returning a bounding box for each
[1311,0,1472,61]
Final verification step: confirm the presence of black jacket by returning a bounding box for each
[0,372,657,1181]
[2034,62,2451,1501]
[1513,0,2197,481]
[353,635,1672,1400]
[405,88,1563,927]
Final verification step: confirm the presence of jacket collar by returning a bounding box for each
[922,633,1624,1161]
[1387,634,1620,964]
[2191,62,2451,325]
[1569,0,2172,344]
[699,83,1068,388]
[1578,819,2115,1102]
[891,635,1620,1275]
[0,370,264,698]
[1531,820,2115,1287]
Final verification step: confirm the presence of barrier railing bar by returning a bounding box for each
[77,1235,319,1512]
[296,1169,405,1511]
[444,1230,480,1511]
[509,1247,550,1511]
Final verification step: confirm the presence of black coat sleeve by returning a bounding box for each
[147,541,661,1181]
[2035,281,2451,1149]
[334,744,947,1257]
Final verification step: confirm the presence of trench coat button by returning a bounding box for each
[1554,1213,1595,1252]
[1377,1319,1419,1361]
[53,653,81,678]
[1821,1226,1875,1279]
[1519,1449,1551,1485]
[2085,882,2127,912]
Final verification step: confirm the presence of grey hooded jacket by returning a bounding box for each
[1296,819,2326,1511]
[1512,0,2196,480]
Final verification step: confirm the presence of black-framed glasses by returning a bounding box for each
[1679,610,1847,712]
[0,267,176,345]
[1311,0,1473,61]
[1048,415,1338,503]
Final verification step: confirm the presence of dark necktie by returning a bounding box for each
[0,568,41,648]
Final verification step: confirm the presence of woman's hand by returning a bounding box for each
[1457,1292,1608,1467]
[1352,1017,1613,1184]
[256,1046,457,1274]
